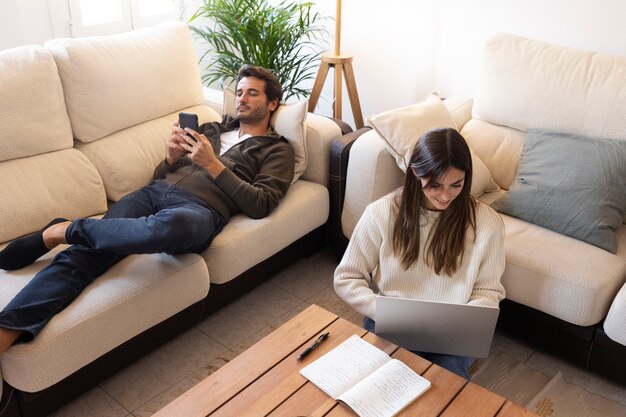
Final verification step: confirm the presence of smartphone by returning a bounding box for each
[178,112,199,141]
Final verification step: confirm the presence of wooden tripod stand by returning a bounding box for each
[307,0,364,129]
[307,52,364,129]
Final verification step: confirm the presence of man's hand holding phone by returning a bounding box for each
[165,113,199,165]
[166,113,225,179]
[178,112,199,141]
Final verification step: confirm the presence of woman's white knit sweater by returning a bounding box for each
[334,193,506,320]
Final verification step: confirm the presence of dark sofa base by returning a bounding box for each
[0,226,327,417]
[497,299,626,385]
[588,326,626,384]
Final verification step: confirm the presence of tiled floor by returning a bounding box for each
[50,247,626,417]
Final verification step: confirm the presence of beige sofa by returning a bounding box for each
[0,22,345,416]
[329,33,626,382]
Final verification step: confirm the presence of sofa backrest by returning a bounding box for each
[462,32,626,192]
[0,45,72,161]
[45,22,222,201]
[0,46,107,243]
[45,21,206,143]
[474,32,626,139]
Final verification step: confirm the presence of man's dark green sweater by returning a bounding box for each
[153,117,295,221]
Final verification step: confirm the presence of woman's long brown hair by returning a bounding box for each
[392,128,477,275]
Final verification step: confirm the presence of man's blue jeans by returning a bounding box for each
[363,316,475,380]
[0,180,226,342]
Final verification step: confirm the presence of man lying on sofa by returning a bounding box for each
[0,64,295,353]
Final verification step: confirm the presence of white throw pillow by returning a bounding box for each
[224,87,308,182]
[367,94,499,197]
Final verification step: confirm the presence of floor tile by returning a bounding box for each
[306,284,355,319]
[490,330,535,363]
[195,280,303,349]
[48,387,129,417]
[228,301,310,355]
[268,248,337,300]
[345,309,364,328]
[525,349,626,406]
[99,327,229,412]
[132,350,238,417]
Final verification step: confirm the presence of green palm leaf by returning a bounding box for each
[189,0,329,101]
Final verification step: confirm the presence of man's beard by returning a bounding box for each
[237,106,268,124]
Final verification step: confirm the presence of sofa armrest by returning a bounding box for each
[341,130,404,243]
[301,113,352,187]
[328,128,405,259]
[328,127,371,258]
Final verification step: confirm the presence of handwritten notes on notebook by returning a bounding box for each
[300,335,431,417]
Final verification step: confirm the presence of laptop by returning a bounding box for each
[375,295,500,358]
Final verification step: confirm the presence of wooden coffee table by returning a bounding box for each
[153,304,538,416]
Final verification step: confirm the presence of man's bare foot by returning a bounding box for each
[0,328,22,355]
[42,221,71,250]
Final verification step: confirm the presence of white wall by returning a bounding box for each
[315,0,626,128]
[2,0,625,130]
[0,0,55,50]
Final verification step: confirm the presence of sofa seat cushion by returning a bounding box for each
[0,45,73,162]
[202,180,329,284]
[0,247,209,392]
[75,104,220,202]
[0,149,107,244]
[500,214,626,327]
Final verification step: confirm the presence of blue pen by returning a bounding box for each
[296,332,329,361]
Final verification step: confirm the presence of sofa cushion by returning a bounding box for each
[500,215,626,327]
[459,118,525,190]
[367,94,499,197]
[75,104,220,201]
[492,129,626,253]
[0,247,209,392]
[201,180,328,284]
[224,87,308,182]
[0,149,107,243]
[474,32,626,141]
[0,45,73,162]
[45,22,204,143]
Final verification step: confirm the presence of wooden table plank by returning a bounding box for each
[153,304,539,417]
[440,382,506,417]
[390,347,433,375]
[221,318,366,417]
[153,305,337,417]
[400,364,467,417]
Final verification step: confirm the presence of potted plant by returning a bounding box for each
[189,0,329,101]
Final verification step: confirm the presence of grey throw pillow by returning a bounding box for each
[492,129,626,253]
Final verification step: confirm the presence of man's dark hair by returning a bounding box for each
[236,64,283,104]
